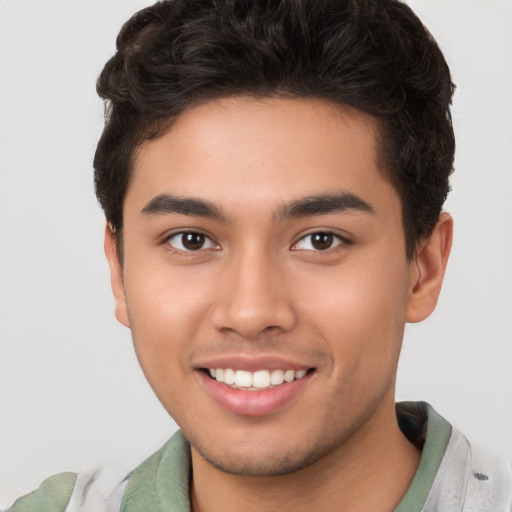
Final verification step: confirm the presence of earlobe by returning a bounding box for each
[104,224,131,328]
[406,212,453,323]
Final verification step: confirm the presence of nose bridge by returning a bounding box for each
[211,242,296,337]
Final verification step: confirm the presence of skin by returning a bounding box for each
[105,96,452,512]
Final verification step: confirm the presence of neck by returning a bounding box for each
[190,397,420,512]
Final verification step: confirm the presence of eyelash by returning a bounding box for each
[163,230,349,254]
[291,231,350,252]
[164,231,219,252]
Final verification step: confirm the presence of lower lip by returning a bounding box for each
[197,371,312,417]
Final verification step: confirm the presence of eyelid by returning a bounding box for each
[163,229,220,252]
[291,230,351,251]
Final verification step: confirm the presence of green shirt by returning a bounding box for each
[5,402,512,511]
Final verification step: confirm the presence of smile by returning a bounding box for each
[199,365,314,416]
[207,368,309,390]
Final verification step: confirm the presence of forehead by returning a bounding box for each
[127,96,399,221]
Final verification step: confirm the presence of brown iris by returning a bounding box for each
[310,232,335,250]
[182,233,206,250]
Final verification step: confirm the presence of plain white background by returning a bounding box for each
[0,0,511,506]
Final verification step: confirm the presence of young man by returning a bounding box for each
[6,0,512,511]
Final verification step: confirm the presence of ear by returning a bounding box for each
[406,212,453,323]
[104,224,131,328]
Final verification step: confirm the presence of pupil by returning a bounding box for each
[183,233,205,250]
[312,232,333,250]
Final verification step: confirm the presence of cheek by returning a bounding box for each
[297,257,410,378]
[123,263,215,384]
[126,257,214,325]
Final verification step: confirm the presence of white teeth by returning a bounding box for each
[224,368,235,385]
[284,369,295,383]
[234,370,252,388]
[209,367,308,390]
[270,369,284,385]
[252,370,271,389]
[295,369,307,379]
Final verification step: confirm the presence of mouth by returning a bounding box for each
[193,353,317,416]
[204,367,311,391]
[197,364,315,416]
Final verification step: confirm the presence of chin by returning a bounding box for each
[190,433,336,477]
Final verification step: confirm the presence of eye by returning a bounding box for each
[166,232,218,252]
[293,231,345,251]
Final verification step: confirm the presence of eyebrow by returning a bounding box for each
[141,194,225,220]
[141,190,374,222]
[275,192,375,220]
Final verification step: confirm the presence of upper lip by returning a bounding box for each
[193,354,314,372]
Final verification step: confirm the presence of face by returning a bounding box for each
[108,96,428,476]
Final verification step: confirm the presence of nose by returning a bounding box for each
[211,248,297,338]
